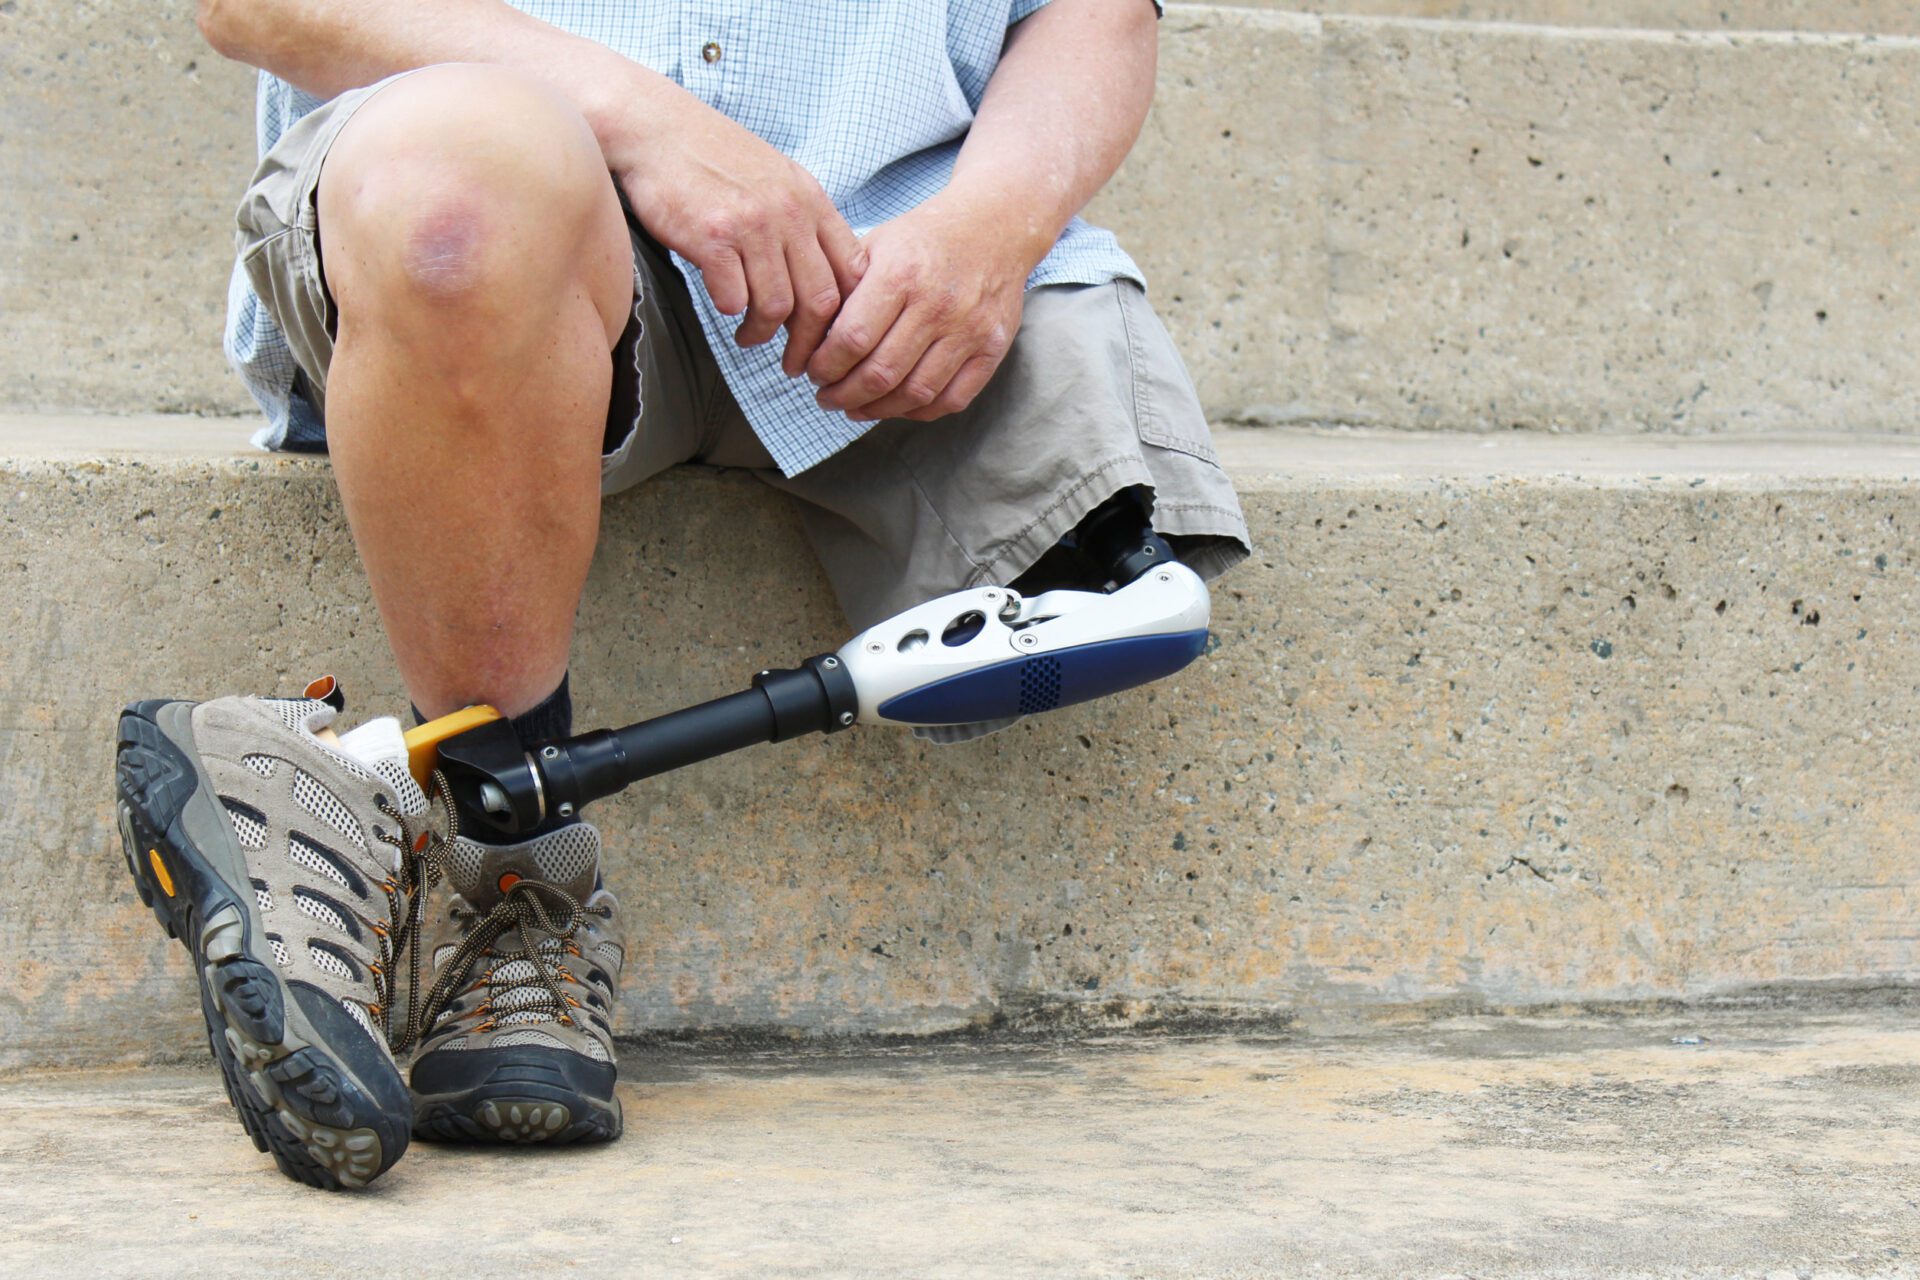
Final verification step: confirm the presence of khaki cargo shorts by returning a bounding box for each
[237,72,1252,630]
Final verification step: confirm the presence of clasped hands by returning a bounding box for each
[614,101,1029,424]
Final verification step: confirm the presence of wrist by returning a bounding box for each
[577,57,683,174]
[926,179,1061,280]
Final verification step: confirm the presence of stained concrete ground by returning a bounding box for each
[2,1002,1914,1277]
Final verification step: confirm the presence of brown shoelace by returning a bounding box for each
[409,877,590,1047]
[366,770,458,1055]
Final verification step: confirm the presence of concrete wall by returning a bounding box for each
[5,5,1918,436]
[4,422,1916,1069]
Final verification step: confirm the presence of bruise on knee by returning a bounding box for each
[400,200,491,300]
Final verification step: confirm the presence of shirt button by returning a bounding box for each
[701,41,722,64]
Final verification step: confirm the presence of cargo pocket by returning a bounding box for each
[1115,279,1220,466]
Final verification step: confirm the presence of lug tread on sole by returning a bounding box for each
[414,1094,619,1146]
[114,703,402,1191]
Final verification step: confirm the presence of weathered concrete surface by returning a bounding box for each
[1,1006,1915,1276]
[1088,10,1920,433]
[8,6,1920,439]
[3,418,1918,1070]
[1227,1,1920,33]
[0,1,256,414]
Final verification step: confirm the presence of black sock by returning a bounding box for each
[416,675,578,846]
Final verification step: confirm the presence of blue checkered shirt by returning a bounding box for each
[224,0,1151,475]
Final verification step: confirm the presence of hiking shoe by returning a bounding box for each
[114,689,441,1189]
[409,822,625,1144]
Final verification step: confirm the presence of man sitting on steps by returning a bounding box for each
[115,0,1249,1188]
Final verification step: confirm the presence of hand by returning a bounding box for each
[604,90,866,376]
[805,192,1032,423]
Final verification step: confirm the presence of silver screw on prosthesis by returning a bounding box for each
[479,782,512,817]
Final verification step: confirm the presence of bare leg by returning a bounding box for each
[316,65,633,719]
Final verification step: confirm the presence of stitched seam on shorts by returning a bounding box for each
[1114,281,1153,439]
[1117,282,1220,464]
[1150,499,1250,521]
[973,454,1143,584]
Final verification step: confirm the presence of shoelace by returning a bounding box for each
[410,877,595,1046]
[364,770,459,1055]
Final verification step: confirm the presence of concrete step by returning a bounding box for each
[4,414,1918,1071]
[6,6,1918,437]
[1226,1,1920,35]
[2,1004,1915,1274]
[1090,7,1920,434]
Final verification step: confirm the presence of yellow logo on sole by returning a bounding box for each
[147,848,176,898]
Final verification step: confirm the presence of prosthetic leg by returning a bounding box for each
[411,495,1210,837]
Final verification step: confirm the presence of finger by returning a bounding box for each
[778,237,842,378]
[698,243,749,317]
[808,275,909,391]
[904,349,1005,423]
[819,302,937,415]
[816,211,869,298]
[848,335,969,422]
[733,235,795,348]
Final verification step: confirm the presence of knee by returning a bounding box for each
[319,65,621,317]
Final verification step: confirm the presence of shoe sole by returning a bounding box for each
[412,1051,622,1145]
[115,700,410,1190]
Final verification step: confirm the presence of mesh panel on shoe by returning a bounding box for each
[268,936,291,968]
[447,842,491,899]
[433,943,460,969]
[447,825,601,902]
[497,1010,555,1028]
[253,881,275,913]
[575,1035,610,1062]
[594,941,624,968]
[287,832,352,890]
[267,698,327,734]
[308,944,354,981]
[489,954,564,987]
[490,1029,568,1051]
[491,985,556,1014]
[295,890,350,935]
[292,769,366,851]
[370,756,428,818]
[222,799,268,850]
[531,826,599,887]
[242,753,279,779]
